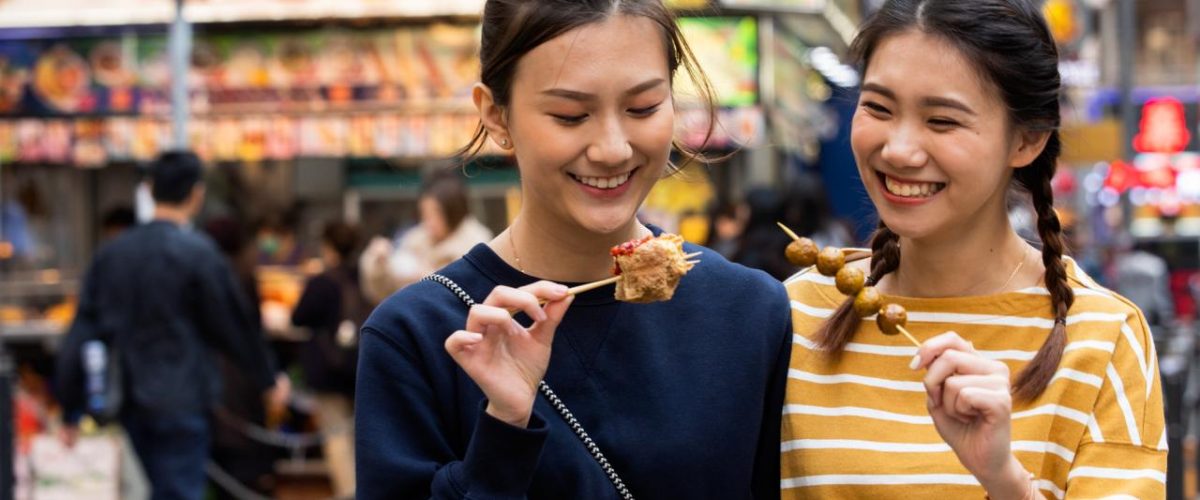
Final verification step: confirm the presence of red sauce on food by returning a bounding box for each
[609,235,653,275]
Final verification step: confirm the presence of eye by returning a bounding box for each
[928,118,960,129]
[550,113,588,125]
[861,101,891,116]
[629,103,662,117]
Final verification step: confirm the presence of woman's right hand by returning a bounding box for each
[444,282,573,428]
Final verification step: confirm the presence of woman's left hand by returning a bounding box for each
[914,332,1033,499]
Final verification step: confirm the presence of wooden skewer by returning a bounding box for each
[565,276,620,295]
[510,276,618,316]
[895,325,921,348]
[776,222,802,243]
[510,251,703,317]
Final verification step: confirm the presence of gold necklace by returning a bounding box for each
[508,227,525,273]
[994,250,1027,293]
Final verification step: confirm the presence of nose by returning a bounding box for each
[880,123,929,168]
[586,116,633,167]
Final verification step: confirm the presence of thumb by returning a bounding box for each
[531,295,574,344]
[444,330,485,361]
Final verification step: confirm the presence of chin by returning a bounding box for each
[878,214,940,241]
[576,209,638,235]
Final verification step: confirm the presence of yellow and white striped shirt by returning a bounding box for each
[781,257,1166,499]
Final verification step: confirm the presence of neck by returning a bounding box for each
[153,205,191,226]
[494,210,648,283]
[885,210,1039,298]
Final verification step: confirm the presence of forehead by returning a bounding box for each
[512,14,670,93]
[863,30,1001,110]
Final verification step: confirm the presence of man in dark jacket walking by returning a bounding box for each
[56,151,281,500]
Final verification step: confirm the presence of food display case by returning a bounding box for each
[0,270,76,345]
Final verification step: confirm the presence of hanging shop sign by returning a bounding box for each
[675,17,758,107]
[1133,97,1191,154]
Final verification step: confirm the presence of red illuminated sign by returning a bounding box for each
[1133,97,1191,154]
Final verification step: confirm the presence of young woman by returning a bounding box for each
[292,221,367,497]
[781,1,1166,498]
[355,1,792,498]
[358,171,494,305]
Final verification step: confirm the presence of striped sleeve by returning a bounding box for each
[1066,310,1166,498]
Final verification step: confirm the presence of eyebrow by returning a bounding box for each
[541,78,668,101]
[860,82,976,116]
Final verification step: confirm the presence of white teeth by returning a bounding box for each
[575,172,631,190]
[884,175,942,198]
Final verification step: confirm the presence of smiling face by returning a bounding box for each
[482,15,674,237]
[852,30,1032,242]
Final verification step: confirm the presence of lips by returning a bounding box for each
[879,172,945,199]
[569,169,635,190]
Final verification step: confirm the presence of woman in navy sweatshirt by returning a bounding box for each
[354,1,792,498]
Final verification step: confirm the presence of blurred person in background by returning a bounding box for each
[1111,234,1175,334]
[290,220,368,498]
[703,199,746,259]
[781,173,855,249]
[359,171,492,304]
[732,187,795,280]
[256,208,305,267]
[55,151,284,500]
[204,216,288,497]
[99,205,137,243]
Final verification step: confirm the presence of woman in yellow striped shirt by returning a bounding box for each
[781,1,1166,498]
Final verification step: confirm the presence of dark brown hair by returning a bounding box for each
[321,221,361,260]
[818,0,1071,401]
[458,0,719,168]
[420,170,471,234]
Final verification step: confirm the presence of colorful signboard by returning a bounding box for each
[676,17,758,107]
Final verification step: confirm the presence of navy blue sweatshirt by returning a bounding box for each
[355,235,792,499]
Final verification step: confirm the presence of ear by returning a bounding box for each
[472,83,512,150]
[1008,129,1051,169]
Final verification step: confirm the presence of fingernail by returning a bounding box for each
[909,354,922,370]
[555,285,569,296]
[535,308,548,321]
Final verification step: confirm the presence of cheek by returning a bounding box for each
[938,137,1007,183]
[633,110,676,157]
[849,115,880,166]
[514,132,575,177]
